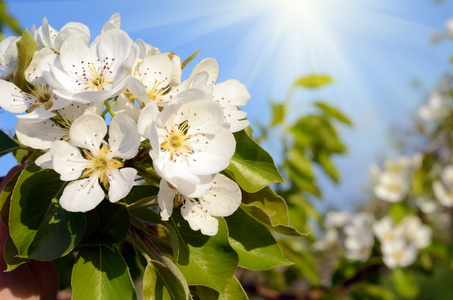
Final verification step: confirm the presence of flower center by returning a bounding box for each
[387,182,400,193]
[392,250,404,263]
[27,84,55,112]
[84,62,113,91]
[161,121,191,160]
[82,144,124,189]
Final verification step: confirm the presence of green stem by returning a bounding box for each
[103,99,116,117]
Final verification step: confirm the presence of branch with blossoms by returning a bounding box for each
[0,13,302,299]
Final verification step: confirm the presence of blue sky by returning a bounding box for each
[1,0,452,210]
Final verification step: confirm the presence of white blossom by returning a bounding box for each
[157,174,241,236]
[50,113,140,212]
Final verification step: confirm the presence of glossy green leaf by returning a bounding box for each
[0,166,21,226]
[196,286,218,300]
[9,164,85,260]
[0,130,19,157]
[314,102,353,126]
[224,130,284,193]
[295,74,333,89]
[12,28,38,92]
[221,276,248,300]
[286,164,322,197]
[392,268,419,299]
[270,102,286,127]
[82,200,130,246]
[241,187,303,236]
[3,237,29,271]
[226,208,291,270]
[72,246,137,300]
[124,184,159,206]
[169,211,238,293]
[143,256,191,300]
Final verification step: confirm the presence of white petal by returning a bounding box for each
[108,168,137,202]
[128,77,148,104]
[69,113,106,153]
[0,80,29,113]
[181,200,219,236]
[97,29,134,69]
[137,102,159,137]
[59,177,104,212]
[190,58,219,84]
[222,106,249,133]
[189,128,236,175]
[113,94,141,122]
[54,26,90,51]
[108,113,140,159]
[16,106,56,123]
[157,179,176,221]
[50,141,89,181]
[183,100,225,135]
[171,174,213,198]
[16,118,66,149]
[102,13,121,33]
[25,47,54,83]
[35,151,53,169]
[199,174,241,217]
[213,79,250,107]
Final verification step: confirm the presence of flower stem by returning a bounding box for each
[103,99,116,117]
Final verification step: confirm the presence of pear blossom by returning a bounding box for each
[381,240,417,269]
[398,216,432,249]
[0,47,72,119]
[43,28,139,103]
[50,113,140,212]
[0,36,19,80]
[373,216,401,244]
[30,17,90,52]
[139,90,236,197]
[373,172,408,202]
[314,228,339,251]
[324,211,350,228]
[157,174,241,236]
[343,213,374,261]
[169,58,251,132]
[419,91,450,122]
[128,52,182,106]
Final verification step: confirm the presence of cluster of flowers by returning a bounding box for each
[369,154,421,203]
[373,215,432,268]
[0,14,250,236]
[314,211,374,262]
[315,211,432,269]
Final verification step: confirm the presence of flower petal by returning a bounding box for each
[190,58,219,84]
[16,118,66,149]
[199,174,241,217]
[213,79,250,107]
[109,113,140,159]
[59,177,104,212]
[157,179,176,221]
[50,141,89,181]
[0,80,29,113]
[108,168,137,203]
[113,93,141,122]
[69,113,107,153]
[181,200,219,236]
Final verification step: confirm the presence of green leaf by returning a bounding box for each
[279,239,320,285]
[82,200,130,246]
[270,102,286,127]
[12,28,38,92]
[181,48,201,70]
[143,257,191,300]
[72,246,137,300]
[294,74,333,89]
[286,149,314,181]
[392,268,419,299]
[291,115,346,154]
[314,102,353,126]
[313,150,340,183]
[196,286,219,300]
[3,237,29,271]
[241,187,303,236]
[354,283,395,300]
[124,184,159,206]
[9,164,85,260]
[169,211,238,293]
[0,130,19,157]
[226,208,291,270]
[0,166,21,226]
[224,130,284,193]
[221,276,248,300]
